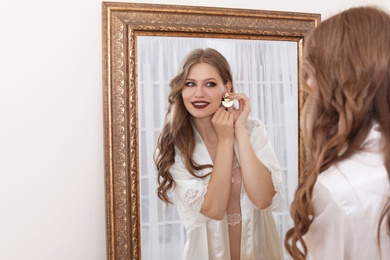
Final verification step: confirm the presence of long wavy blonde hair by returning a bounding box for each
[154,48,234,204]
[285,6,390,259]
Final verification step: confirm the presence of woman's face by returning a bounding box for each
[182,62,229,119]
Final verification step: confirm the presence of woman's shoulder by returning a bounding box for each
[315,155,389,214]
[318,150,387,191]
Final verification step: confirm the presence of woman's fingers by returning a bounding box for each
[213,107,233,125]
[225,93,251,127]
[228,93,250,111]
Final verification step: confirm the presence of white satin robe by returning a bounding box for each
[304,125,390,259]
[169,118,286,260]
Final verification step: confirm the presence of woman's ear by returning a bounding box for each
[225,81,233,92]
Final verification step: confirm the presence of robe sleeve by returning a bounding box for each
[169,147,210,232]
[247,118,286,212]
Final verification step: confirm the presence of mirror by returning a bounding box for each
[102,2,320,259]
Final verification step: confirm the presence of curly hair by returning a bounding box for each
[285,6,390,259]
[154,48,234,204]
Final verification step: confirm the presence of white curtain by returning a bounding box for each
[138,36,298,260]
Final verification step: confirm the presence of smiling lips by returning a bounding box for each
[191,101,210,109]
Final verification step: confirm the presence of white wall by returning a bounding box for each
[0,0,388,259]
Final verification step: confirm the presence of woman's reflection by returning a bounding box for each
[154,48,286,259]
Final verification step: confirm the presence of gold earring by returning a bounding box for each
[222,92,234,108]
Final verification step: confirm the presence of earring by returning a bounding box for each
[222,92,234,108]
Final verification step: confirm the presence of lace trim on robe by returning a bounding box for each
[177,180,209,231]
[246,118,260,133]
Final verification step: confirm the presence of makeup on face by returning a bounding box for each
[182,63,226,116]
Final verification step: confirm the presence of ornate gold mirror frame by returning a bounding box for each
[102,2,320,259]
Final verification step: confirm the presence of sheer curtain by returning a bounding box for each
[138,36,298,260]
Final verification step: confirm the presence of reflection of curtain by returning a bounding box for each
[138,36,298,260]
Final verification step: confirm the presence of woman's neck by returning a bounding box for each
[192,117,218,145]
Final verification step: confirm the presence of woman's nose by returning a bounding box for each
[194,86,205,97]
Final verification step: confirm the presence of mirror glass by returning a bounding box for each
[138,36,298,259]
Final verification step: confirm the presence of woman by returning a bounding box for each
[154,48,285,259]
[285,6,390,260]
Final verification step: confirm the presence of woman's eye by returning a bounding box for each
[185,82,195,87]
[206,82,216,87]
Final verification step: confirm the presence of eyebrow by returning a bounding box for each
[185,77,217,81]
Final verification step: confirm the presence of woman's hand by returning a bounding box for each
[211,107,235,141]
[226,93,251,130]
